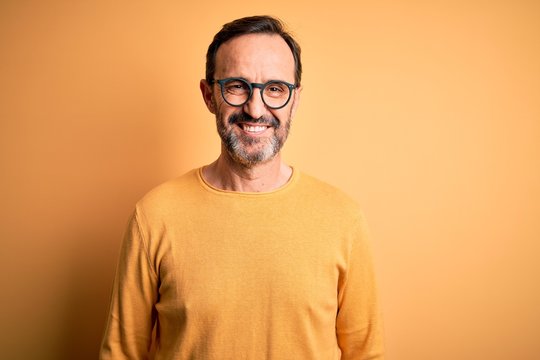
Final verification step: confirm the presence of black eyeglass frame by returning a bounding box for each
[210,77,298,110]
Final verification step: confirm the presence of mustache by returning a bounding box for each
[228,112,280,128]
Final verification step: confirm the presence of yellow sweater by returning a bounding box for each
[100,168,384,359]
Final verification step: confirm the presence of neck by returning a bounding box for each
[202,151,292,192]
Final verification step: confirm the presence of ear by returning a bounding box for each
[289,85,302,119]
[200,79,216,114]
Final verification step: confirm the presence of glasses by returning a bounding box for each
[210,77,297,110]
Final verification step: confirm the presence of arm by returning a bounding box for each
[100,211,159,359]
[336,214,384,359]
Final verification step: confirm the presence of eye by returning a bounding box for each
[224,80,249,94]
[265,82,287,97]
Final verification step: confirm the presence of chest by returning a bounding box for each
[156,215,348,324]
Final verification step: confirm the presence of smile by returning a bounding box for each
[239,123,270,134]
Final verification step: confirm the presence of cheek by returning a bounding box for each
[289,93,300,118]
[215,96,233,116]
[215,106,237,128]
[211,94,222,114]
[273,109,291,127]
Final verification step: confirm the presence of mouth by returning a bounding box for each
[237,122,271,135]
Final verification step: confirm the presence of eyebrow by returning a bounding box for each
[217,75,294,83]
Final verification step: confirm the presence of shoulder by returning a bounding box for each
[297,171,359,207]
[134,168,203,222]
[294,171,372,248]
[296,171,363,219]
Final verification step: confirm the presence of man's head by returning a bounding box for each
[200,16,302,168]
[205,15,302,87]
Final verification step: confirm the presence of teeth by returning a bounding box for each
[242,124,267,133]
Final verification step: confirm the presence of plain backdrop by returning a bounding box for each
[1,1,539,359]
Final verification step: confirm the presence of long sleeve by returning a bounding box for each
[100,211,159,359]
[336,214,384,359]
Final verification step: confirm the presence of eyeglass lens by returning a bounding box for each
[220,79,292,109]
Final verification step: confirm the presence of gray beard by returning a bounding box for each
[225,130,281,167]
[216,114,291,168]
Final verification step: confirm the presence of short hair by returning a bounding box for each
[205,15,302,86]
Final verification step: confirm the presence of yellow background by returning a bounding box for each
[1,1,539,359]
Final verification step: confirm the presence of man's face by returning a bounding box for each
[201,34,301,167]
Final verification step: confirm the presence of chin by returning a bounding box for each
[229,146,279,168]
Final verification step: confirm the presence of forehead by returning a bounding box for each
[214,34,295,82]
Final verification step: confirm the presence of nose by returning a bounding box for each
[243,88,266,119]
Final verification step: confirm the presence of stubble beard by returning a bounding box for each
[216,110,292,168]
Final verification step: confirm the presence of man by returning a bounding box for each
[100,15,384,359]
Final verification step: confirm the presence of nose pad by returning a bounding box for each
[243,88,266,119]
